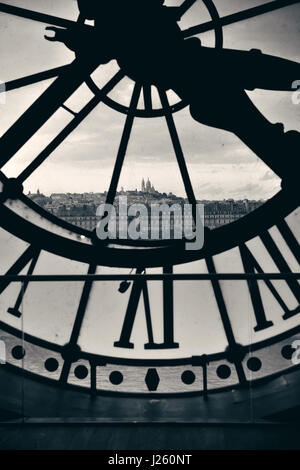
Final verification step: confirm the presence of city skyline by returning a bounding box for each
[27,181,265,202]
[27,182,263,233]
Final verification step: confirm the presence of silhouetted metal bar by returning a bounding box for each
[277,221,300,264]
[1,65,70,93]
[90,360,97,396]
[7,250,41,318]
[114,267,145,349]
[163,266,177,346]
[61,104,77,117]
[178,0,198,17]
[0,58,101,169]
[67,264,97,346]
[261,231,300,305]
[143,85,153,112]
[142,276,155,346]
[105,83,142,206]
[192,356,209,397]
[0,2,85,29]
[158,89,198,218]
[206,257,247,385]
[182,0,300,38]
[60,264,97,384]
[240,243,293,327]
[203,364,208,399]
[0,273,299,282]
[17,71,125,183]
[0,246,38,295]
[1,314,300,367]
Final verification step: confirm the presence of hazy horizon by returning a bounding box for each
[27,183,266,202]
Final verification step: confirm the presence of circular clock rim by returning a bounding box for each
[0,1,298,268]
[1,319,300,397]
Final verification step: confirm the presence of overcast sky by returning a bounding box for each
[0,0,300,199]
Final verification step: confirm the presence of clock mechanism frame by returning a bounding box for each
[0,0,299,402]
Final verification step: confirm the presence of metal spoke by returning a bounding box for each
[178,0,198,17]
[162,265,178,347]
[7,250,41,318]
[142,276,155,346]
[0,2,87,30]
[60,264,97,384]
[143,84,153,113]
[1,65,70,93]
[90,360,97,395]
[61,104,77,117]
[158,88,197,217]
[17,70,125,183]
[114,267,145,349]
[206,256,247,386]
[277,220,300,264]
[0,57,102,170]
[183,0,300,38]
[105,83,142,206]
[0,245,38,296]
[260,231,300,305]
[2,273,299,282]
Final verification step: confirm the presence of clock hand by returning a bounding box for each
[171,44,300,182]
[188,86,300,182]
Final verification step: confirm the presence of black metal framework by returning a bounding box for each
[0,0,299,398]
[0,267,300,396]
[1,277,300,397]
[0,0,297,189]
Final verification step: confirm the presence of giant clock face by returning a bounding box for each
[0,0,300,401]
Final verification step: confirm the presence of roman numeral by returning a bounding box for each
[239,221,300,332]
[7,249,41,318]
[0,246,40,316]
[114,266,179,349]
[206,256,247,385]
[60,264,97,384]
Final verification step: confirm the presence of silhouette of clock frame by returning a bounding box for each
[0,0,299,399]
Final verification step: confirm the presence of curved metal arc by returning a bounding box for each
[0,180,298,269]
[89,90,188,118]
[0,318,299,367]
[85,74,188,118]
[84,0,222,118]
[178,0,198,18]
[202,0,224,49]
